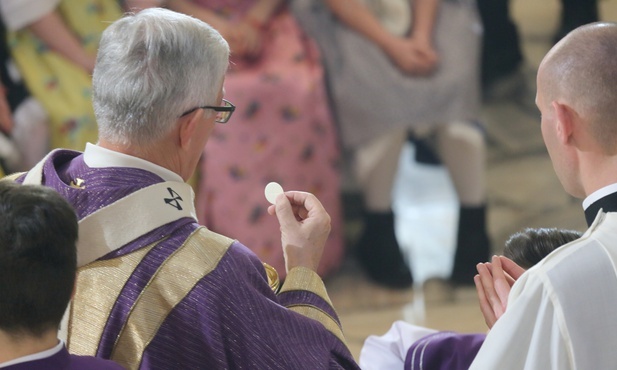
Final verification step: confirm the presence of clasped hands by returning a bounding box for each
[474,256,526,329]
[384,35,439,76]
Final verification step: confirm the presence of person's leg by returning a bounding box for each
[354,127,412,288]
[476,0,524,89]
[554,0,599,43]
[0,131,20,173]
[436,121,490,285]
[11,97,49,171]
[355,129,407,212]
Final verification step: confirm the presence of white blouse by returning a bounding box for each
[0,0,60,31]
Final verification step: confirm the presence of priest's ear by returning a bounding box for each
[178,109,200,149]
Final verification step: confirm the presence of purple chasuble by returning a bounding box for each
[405,332,485,370]
[17,150,359,370]
[1,346,124,370]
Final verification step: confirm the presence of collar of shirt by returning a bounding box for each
[84,142,183,183]
[582,183,617,210]
[0,341,63,368]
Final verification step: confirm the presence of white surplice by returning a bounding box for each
[471,211,617,369]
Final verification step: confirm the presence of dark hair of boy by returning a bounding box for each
[0,181,78,337]
[503,227,582,269]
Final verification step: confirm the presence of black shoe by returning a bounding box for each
[450,205,491,286]
[356,212,413,289]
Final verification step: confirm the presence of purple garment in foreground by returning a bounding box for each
[405,332,485,370]
[18,150,359,370]
[1,346,124,370]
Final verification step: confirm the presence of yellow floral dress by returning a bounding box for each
[6,0,123,151]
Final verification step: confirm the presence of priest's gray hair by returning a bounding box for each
[92,7,229,147]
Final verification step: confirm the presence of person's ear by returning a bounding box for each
[553,101,575,144]
[178,111,200,150]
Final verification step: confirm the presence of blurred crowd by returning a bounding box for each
[0,0,600,287]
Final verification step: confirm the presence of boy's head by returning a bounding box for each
[504,227,582,269]
[0,181,78,338]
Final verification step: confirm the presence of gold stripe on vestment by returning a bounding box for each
[111,227,233,369]
[280,267,334,306]
[68,239,160,356]
[287,304,348,347]
[279,267,349,348]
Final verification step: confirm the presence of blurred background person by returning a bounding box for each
[0,1,172,172]
[0,0,124,154]
[0,18,48,173]
[293,0,489,288]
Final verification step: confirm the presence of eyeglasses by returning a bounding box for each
[179,99,236,124]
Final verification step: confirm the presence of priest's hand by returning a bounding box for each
[268,191,330,273]
[475,256,525,329]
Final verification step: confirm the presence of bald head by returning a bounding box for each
[539,22,617,153]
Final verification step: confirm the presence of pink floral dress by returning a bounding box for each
[196,0,344,278]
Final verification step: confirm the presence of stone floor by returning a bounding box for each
[326,0,617,361]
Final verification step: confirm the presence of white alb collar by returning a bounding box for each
[84,142,183,183]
